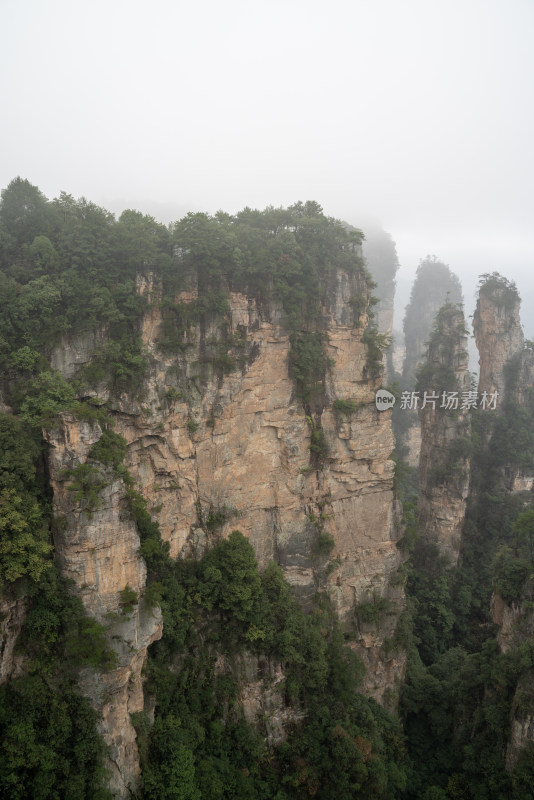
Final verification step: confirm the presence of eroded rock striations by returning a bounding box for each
[417,304,471,564]
[473,276,524,403]
[45,414,162,798]
[37,261,408,796]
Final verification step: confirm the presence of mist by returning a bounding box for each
[2,0,534,327]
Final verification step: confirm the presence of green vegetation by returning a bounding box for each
[4,176,534,797]
[308,417,329,465]
[399,292,534,797]
[477,272,520,310]
[119,584,138,614]
[402,257,463,385]
[136,528,407,799]
[18,369,77,426]
[0,413,51,590]
[415,303,468,398]
[427,435,472,487]
[362,327,392,377]
[0,567,116,798]
[332,397,363,414]
[60,463,108,512]
[88,428,127,469]
[160,200,370,422]
[204,504,237,532]
[0,406,115,797]
[0,179,163,404]
[356,595,394,630]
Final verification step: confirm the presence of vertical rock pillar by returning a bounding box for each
[417,304,471,564]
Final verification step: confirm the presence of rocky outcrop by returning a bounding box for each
[473,279,523,402]
[402,258,463,388]
[362,225,398,339]
[417,305,471,564]
[45,415,162,800]
[478,278,534,771]
[362,225,398,381]
[116,272,404,702]
[217,652,306,747]
[0,592,28,684]
[398,260,463,469]
[491,588,534,770]
[50,327,108,379]
[474,277,534,491]
[44,267,406,794]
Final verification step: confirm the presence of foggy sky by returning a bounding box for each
[2,0,534,327]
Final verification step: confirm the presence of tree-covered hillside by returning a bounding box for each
[1,178,533,799]
[0,178,404,798]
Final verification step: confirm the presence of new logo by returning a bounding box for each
[375,388,396,411]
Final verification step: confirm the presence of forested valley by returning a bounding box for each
[0,177,533,799]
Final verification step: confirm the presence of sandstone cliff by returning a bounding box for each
[0,592,28,683]
[475,276,534,772]
[398,259,463,469]
[417,305,471,564]
[45,414,162,799]
[402,258,463,388]
[491,587,534,770]
[362,225,398,339]
[44,266,405,794]
[473,276,524,403]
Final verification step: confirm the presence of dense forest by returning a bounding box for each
[0,177,533,798]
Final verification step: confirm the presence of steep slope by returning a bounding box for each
[0,199,406,797]
[50,265,405,705]
[417,304,471,564]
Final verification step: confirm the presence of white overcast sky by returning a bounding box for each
[2,0,534,327]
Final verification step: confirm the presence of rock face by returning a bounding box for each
[473,281,524,402]
[133,273,403,693]
[474,280,534,491]
[45,415,163,799]
[362,226,398,339]
[399,260,463,469]
[402,259,463,388]
[417,305,471,564]
[491,588,534,770]
[44,267,405,794]
[0,592,28,684]
[477,279,534,771]
[217,652,306,747]
[362,225,398,380]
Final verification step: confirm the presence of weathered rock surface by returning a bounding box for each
[43,268,405,795]
[0,592,28,684]
[112,274,405,702]
[216,652,306,747]
[473,284,524,402]
[50,327,108,379]
[399,260,463,477]
[478,283,534,771]
[45,415,162,799]
[418,306,471,564]
[362,227,397,337]
[402,260,463,388]
[491,588,534,770]
[78,604,162,798]
[362,225,398,381]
